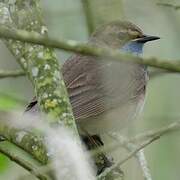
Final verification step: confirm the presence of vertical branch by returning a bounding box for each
[81,0,95,35]
[81,0,124,31]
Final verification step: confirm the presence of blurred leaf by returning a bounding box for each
[0,94,25,110]
[0,154,8,172]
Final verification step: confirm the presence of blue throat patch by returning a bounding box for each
[121,41,144,55]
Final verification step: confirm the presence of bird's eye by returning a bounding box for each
[128,29,141,39]
[118,31,126,38]
[136,34,142,39]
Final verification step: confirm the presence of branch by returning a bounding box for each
[149,69,173,79]
[130,121,180,143]
[0,145,50,180]
[97,136,159,180]
[94,121,180,156]
[81,0,95,35]
[0,1,78,133]
[109,133,153,180]
[94,120,180,179]
[0,26,179,73]
[0,120,48,164]
[137,150,152,180]
[157,3,180,10]
[0,70,25,79]
[81,0,124,30]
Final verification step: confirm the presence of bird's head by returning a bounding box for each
[90,21,160,55]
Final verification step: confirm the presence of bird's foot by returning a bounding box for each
[81,134,114,175]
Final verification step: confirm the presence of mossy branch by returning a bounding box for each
[0,120,48,164]
[0,1,179,179]
[0,0,79,174]
[0,26,179,73]
[0,144,50,180]
[0,1,78,132]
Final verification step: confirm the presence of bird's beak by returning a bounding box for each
[135,35,160,43]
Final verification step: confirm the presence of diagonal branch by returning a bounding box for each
[94,121,180,157]
[130,120,180,143]
[0,145,50,180]
[109,133,153,180]
[0,119,48,164]
[97,136,159,180]
[94,120,180,179]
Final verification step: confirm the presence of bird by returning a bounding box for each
[25,20,159,136]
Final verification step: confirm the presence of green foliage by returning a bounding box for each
[0,154,8,172]
[0,94,23,110]
[0,94,24,173]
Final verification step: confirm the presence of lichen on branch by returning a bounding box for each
[0,118,48,164]
[0,1,78,133]
[0,0,79,170]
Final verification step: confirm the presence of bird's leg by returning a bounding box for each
[81,133,113,175]
[81,134,104,149]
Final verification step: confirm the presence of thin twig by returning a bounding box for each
[149,69,178,79]
[0,145,50,180]
[97,136,159,180]
[130,121,180,143]
[93,121,180,156]
[157,3,180,10]
[109,133,153,180]
[137,150,152,180]
[93,121,180,180]
[16,163,53,180]
[95,120,180,179]
[0,70,25,79]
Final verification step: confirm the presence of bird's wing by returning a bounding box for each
[25,54,147,120]
[62,54,147,120]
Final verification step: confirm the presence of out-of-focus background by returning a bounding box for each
[0,0,180,179]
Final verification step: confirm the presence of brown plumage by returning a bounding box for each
[26,21,159,134]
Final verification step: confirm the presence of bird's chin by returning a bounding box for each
[77,97,145,135]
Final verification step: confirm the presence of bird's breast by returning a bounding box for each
[74,59,148,134]
[78,92,145,134]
